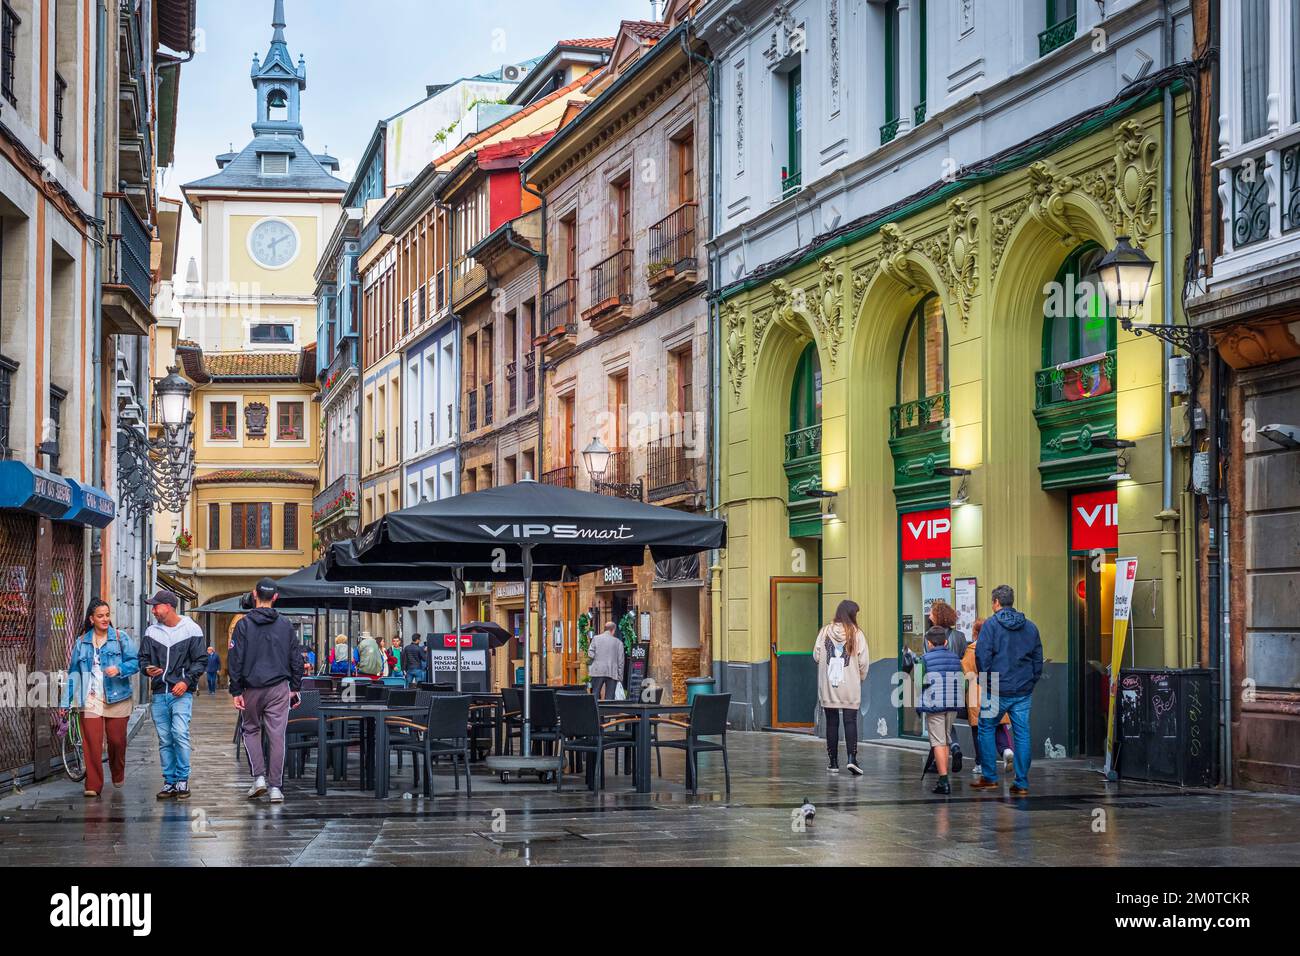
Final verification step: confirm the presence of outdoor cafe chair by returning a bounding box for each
[554,692,637,793]
[528,688,562,757]
[383,694,473,797]
[283,691,363,781]
[501,687,523,755]
[650,693,732,794]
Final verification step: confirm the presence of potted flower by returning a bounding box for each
[175,530,193,551]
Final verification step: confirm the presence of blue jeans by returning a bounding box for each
[152,692,194,784]
[978,692,1032,788]
[206,673,217,694]
[407,669,426,687]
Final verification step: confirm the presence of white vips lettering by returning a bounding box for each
[906,517,950,540]
[479,523,636,540]
[49,886,151,936]
[1076,502,1118,529]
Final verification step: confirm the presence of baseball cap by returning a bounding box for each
[255,577,280,600]
[145,590,180,609]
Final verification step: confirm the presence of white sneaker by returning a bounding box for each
[972,764,983,777]
[247,775,268,799]
[268,787,284,804]
[1003,749,1014,771]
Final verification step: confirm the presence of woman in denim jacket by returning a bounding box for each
[60,600,140,796]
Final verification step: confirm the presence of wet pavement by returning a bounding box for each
[2,692,1298,866]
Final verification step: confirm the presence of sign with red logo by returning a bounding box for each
[901,508,952,563]
[442,635,473,648]
[1071,490,1119,551]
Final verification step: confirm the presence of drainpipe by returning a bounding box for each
[1157,0,1180,668]
[519,173,549,679]
[682,21,722,684]
[93,0,106,597]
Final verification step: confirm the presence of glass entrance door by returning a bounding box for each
[1071,554,1116,757]
[769,577,821,728]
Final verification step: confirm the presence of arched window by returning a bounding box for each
[786,343,821,460]
[894,293,948,432]
[1040,243,1116,404]
[267,90,289,122]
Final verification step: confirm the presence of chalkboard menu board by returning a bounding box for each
[626,643,649,702]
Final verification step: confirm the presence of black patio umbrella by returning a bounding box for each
[353,481,726,567]
[270,562,449,670]
[350,480,726,764]
[461,621,512,649]
[275,562,449,611]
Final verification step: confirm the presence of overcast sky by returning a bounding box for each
[167,0,657,286]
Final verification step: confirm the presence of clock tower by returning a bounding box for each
[172,0,343,622]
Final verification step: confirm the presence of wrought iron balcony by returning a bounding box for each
[506,362,518,416]
[647,432,698,501]
[1285,143,1300,235]
[890,391,950,439]
[784,424,822,463]
[524,352,537,407]
[649,202,698,274]
[541,465,575,489]
[313,473,360,532]
[880,117,901,145]
[482,379,494,427]
[1035,351,1115,410]
[541,278,578,336]
[780,167,802,197]
[2,3,19,109]
[102,194,154,335]
[913,101,927,127]
[467,389,478,432]
[107,194,151,308]
[584,249,633,331]
[1038,14,1077,57]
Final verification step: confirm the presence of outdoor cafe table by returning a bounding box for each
[597,701,691,793]
[316,703,427,799]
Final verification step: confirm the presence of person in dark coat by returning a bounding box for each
[401,634,427,686]
[229,578,304,804]
[204,646,220,694]
[972,585,1043,795]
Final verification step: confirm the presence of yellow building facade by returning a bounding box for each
[718,101,1199,756]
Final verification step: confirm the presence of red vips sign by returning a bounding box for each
[1071,489,1119,551]
[902,508,952,563]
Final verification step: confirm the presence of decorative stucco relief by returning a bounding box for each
[723,301,746,400]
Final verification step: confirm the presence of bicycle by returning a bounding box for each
[52,709,86,782]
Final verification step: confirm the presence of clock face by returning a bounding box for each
[249,219,299,269]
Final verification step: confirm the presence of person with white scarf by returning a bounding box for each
[811,600,870,775]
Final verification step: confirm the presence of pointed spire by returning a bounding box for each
[272,0,287,43]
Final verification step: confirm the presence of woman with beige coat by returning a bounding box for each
[812,600,870,775]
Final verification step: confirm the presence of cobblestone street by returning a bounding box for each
[3,694,1298,867]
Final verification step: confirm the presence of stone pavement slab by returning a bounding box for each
[2,692,1298,867]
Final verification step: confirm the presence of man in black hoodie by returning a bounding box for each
[229,578,303,803]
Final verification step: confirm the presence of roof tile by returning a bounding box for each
[195,469,316,486]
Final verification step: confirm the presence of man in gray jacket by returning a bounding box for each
[588,622,625,701]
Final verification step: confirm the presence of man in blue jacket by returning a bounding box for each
[972,585,1043,795]
[917,626,965,795]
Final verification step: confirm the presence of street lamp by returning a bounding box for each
[117,367,197,520]
[1097,236,1155,320]
[155,367,193,430]
[582,435,643,501]
[582,436,612,483]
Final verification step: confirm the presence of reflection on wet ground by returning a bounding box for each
[2,693,1297,866]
